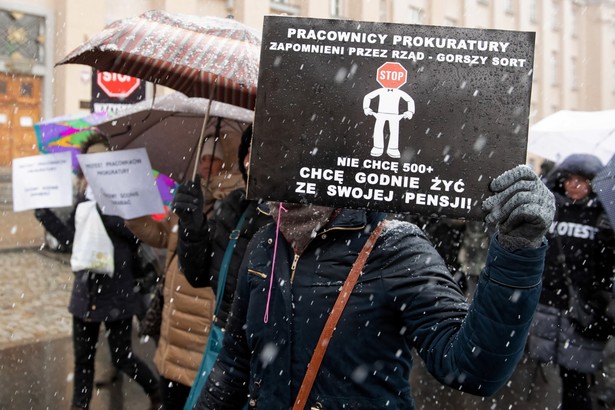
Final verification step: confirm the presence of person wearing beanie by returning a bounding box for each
[528,153,615,410]
[173,124,272,409]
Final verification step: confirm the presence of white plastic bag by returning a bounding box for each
[70,201,115,276]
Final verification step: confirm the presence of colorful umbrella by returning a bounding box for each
[35,112,108,171]
[56,10,261,110]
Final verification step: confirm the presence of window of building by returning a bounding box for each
[379,0,388,21]
[529,0,537,23]
[570,56,577,90]
[505,0,514,14]
[444,17,458,27]
[330,0,343,17]
[550,51,558,85]
[0,10,46,63]
[570,9,577,38]
[407,6,424,24]
[270,0,299,15]
[551,1,559,31]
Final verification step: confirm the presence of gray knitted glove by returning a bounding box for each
[482,165,555,251]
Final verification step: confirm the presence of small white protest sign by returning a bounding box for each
[77,148,164,219]
[12,152,73,212]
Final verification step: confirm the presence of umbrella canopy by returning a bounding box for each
[593,153,615,231]
[528,109,615,164]
[56,10,261,110]
[97,92,254,181]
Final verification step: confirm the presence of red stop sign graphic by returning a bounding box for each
[376,62,407,89]
[97,71,141,98]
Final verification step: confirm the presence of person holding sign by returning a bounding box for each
[124,133,245,410]
[34,133,162,410]
[191,164,555,410]
[174,125,272,409]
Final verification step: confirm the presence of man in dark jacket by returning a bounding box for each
[177,163,555,410]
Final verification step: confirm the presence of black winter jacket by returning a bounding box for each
[178,188,271,328]
[198,209,547,409]
[537,154,615,340]
[35,201,141,322]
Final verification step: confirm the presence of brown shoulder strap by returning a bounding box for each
[293,219,387,410]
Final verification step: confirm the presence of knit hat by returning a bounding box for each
[238,124,253,182]
[201,137,225,161]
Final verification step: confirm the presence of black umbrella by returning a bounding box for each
[593,153,615,230]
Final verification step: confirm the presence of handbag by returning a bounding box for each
[70,201,114,276]
[138,248,174,340]
[184,208,250,410]
[293,220,386,410]
[138,278,164,339]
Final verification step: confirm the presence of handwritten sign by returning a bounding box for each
[77,148,164,219]
[12,152,73,212]
[248,16,535,220]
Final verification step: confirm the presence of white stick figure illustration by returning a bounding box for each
[363,65,415,159]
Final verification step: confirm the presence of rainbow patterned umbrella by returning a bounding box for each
[34,112,178,214]
[35,112,108,171]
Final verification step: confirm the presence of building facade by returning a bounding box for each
[0,0,614,165]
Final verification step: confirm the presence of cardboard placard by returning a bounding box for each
[77,148,164,219]
[248,16,535,220]
[12,152,73,212]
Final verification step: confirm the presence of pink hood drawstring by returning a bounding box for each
[264,202,287,323]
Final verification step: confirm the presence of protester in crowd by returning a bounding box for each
[527,153,615,410]
[124,129,245,410]
[190,164,555,409]
[34,132,161,410]
[173,125,271,407]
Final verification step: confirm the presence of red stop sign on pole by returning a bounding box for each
[96,71,141,98]
[376,62,407,89]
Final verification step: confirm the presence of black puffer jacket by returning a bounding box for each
[178,188,270,328]
[35,200,141,322]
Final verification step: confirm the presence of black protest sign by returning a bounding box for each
[248,16,535,220]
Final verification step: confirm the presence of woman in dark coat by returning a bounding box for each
[190,165,555,409]
[35,133,160,410]
[527,153,615,410]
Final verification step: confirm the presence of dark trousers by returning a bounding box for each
[72,316,159,408]
[560,365,593,410]
[160,376,191,410]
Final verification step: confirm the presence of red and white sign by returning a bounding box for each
[376,62,407,89]
[96,72,141,98]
